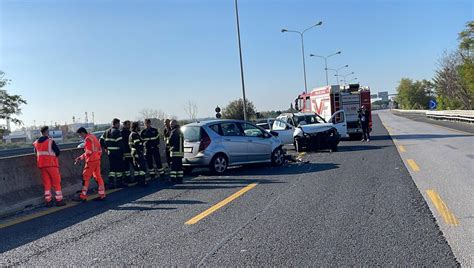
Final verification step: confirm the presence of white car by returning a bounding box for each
[270,111,347,152]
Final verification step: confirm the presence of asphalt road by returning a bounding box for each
[0,115,458,266]
[378,110,473,266]
[391,110,474,134]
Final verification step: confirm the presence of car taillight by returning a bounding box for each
[198,129,211,152]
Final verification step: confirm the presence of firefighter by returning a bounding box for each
[74,127,106,201]
[141,119,164,179]
[163,119,172,168]
[168,120,184,183]
[33,126,65,207]
[129,121,148,187]
[100,118,125,188]
[358,105,371,142]
[121,120,134,184]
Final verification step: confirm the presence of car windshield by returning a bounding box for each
[182,126,201,142]
[294,114,326,125]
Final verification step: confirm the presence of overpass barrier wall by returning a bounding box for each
[0,148,109,218]
[393,109,474,124]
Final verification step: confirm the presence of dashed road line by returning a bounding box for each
[406,159,420,172]
[398,145,406,152]
[185,183,258,225]
[0,188,122,229]
[426,190,459,226]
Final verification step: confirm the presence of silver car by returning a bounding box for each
[181,119,285,174]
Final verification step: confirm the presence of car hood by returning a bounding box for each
[299,123,334,133]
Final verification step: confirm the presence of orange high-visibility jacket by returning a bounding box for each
[33,138,59,168]
[80,133,102,162]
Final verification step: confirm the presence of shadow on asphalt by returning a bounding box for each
[338,144,389,152]
[371,133,471,141]
[0,160,339,253]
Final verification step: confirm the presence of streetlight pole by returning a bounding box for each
[281,21,323,93]
[326,64,348,85]
[234,0,247,121]
[340,72,355,85]
[309,51,341,85]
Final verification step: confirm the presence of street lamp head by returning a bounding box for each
[345,64,349,67]
[316,21,323,26]
[337,51,342,54]
[309,54,315,57]
[281,29,288,33]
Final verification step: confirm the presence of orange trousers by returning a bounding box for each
[40,167,63,202]
[80,160,106,200]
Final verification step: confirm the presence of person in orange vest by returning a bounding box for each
[74,127,106,201]
[33,126,65,207]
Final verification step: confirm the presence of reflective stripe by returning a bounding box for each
[171,152,184,157]
[107,147,120,150]
[139,171,146,176]
[105,137,122,142]
[123,153,132,157]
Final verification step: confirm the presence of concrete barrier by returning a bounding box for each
[0,141,169,218]
[0,148,109,218]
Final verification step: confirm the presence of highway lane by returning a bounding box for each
[0,142,80,158]
[0,115,458,266]
[378,110,474,266]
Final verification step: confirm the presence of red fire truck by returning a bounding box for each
[295,84,372,139]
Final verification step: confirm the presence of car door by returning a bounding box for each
[219,122,248,164]
[271,119,294,145]
[329,110,348,138]
[241,122,272,162]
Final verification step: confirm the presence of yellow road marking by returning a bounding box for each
[426,190,459,226]
[0,188,122,229]
[398,145,406,152]
[406,159,420,172]
[185,183,258,225]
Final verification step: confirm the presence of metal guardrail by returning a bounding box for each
[393,109,474,124]
[0,142,80,158]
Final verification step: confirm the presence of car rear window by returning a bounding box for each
[182,126,201,142]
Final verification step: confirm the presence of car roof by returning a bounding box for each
[278,112,316,117]
[183,119,252,127]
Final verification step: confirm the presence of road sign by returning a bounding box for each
[378,91,389,101]
[429,100,437,110]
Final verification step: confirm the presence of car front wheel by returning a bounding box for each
[272,148,285,166]
[210,154,228,174]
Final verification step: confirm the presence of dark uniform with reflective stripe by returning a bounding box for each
[168,125,184,182]
[141,127,164,179]
[129,131,147,186]
[163,126,172,167]
[121,127,133,183]
[100,127,125,188]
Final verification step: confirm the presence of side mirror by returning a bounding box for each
[286,125,292,130]
[270,131,279,137]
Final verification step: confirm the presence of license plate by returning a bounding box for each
[184,147,193,153]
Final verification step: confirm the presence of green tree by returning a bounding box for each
[222,98,257,120]
[0,71,27,125]
[396,78,433,109]
[458,21,474,56]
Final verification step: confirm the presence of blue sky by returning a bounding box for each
[0,0,472,126]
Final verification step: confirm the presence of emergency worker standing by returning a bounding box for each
[141,119,164,179]
[100,118,125,188]
[163,119,172,168]
[168,120,184,183]
[129,121,148,186]
[121,120,134,183]
[33,126,65,207]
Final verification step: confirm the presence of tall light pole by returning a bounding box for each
[281,21,323,93]
[326,64,349,84]
[234,0,247,121]
[309,51,341,85]
[340,72,355,85]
